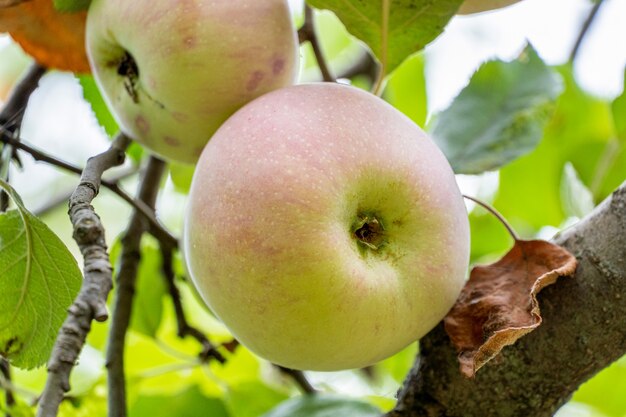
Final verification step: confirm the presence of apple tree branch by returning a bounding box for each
[106,156,166,417]
[387,180,626,417]
[298,5,335,83]
[36,133,131,417]
[160,243,225,363]
[0,134,177,248]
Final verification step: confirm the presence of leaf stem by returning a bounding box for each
[372,0,390,96]
[463,194,519,241]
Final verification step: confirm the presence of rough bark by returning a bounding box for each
[387,181,626,417]
[36,134,131,417]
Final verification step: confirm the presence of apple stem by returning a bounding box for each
[462,194,519,241]
[354,214,386,250]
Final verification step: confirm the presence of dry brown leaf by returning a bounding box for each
[0,0,89,72]
[444,239,577,378]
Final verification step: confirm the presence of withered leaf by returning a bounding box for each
[444,239,577,378]
[0,0,89,72]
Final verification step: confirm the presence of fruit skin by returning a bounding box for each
[184,83,470,371]
[458,0,522,14]
[85,0,298,164]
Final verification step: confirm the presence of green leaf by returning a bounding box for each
[130,385,230,417]
[130,240,167,338]
[431,45,563,175]
[306,0,462,75]
[560,162,595,219]
[261,395,382,417]
[384,53,427,128]
[495,65,616,230]
[224,381,288,417]
[0,180,82,369]
[53,0,91,12]
[78,75,119,137]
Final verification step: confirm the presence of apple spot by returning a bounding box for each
[246,70,265,92]
[117,50,140,103]
[272,58,285,76]
[164,136,181,147]
[135,115,150,135]
[183,36,197,48]
[353,214,386,251]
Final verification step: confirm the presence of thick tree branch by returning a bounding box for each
[160,245,225,364]
[298,6,335,83]
[569,0,606,62]
[388,180,626,417]
[106,157,166,417]
[0,134,178,249]
[36,133,131,417]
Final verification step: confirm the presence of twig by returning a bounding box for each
[0,63,46,211]
[160,245,225,363]
[36,133,131,417]
[0,63,46,127]
[336,51,379,84]
[463,194,519,240]
[298,5,335,82]
[0,357,15,417]
[275,366,317,394]
[0,0,29,7]
[0,133,178,249]
[106,157,166,417]
[32,167,138,217]
[569,0,606,62]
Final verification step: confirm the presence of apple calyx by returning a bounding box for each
[117,51,139,103]
[353,214,386,251]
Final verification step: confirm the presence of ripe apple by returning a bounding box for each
[458,0,522,14]
[184,83,470,371]
[85,0,298,164]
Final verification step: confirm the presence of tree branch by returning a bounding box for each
[0,0,29,8]
[36,133,131,417]
[160,245,225,364]
[0,63,46,127]
[0,134,178,249]
[106,157,166,417]
[388,180,626,417]
[0,63,46,211]
[0,357,15,417]
[569,0,606,62]
[298,5,335,82]
[275,366,317,394]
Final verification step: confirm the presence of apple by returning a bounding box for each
[85,0,298,164]
[184,83,470,371]
[458,0,522,14]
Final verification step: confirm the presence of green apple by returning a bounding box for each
[184,83,470,371]
[85,0,298,164]
[458,0,522,14]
